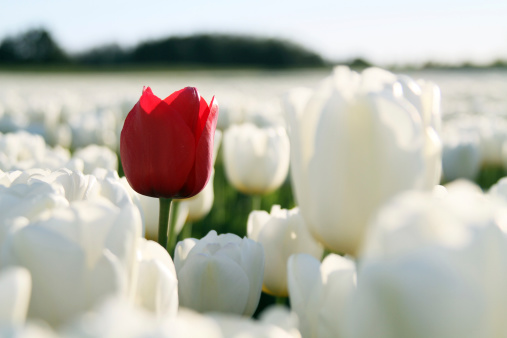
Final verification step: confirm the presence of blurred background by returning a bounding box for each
[1,0,507,235]
[1,0,507,316]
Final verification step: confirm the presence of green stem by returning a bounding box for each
[252,194,262,211]
[275,296,286,305]
[158,198,172,250]
[181,221,193,240]
[167,200,180,257]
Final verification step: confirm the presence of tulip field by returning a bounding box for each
[1,67,507,337]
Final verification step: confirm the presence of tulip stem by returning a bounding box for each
[181,221,193,240]
[167,200,180,257]
[252,195,262,211]
[158,198,172,251]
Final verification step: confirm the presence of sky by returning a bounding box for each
[1,0,507,66]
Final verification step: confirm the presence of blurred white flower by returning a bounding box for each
[223,123,290,195]
[62,299,223,338]
[69,108,118,150]
[285,66,435,255]
[247,205,323,296]
[134,238,178,318]
[345,182,507,338]
[0,131,72,172]
[72,145,118,175]
[0,267,31,326]
[0,199,142,327]
[216,94,246,131]
[258,305,301,338]
[287,253,356,338]
[0,322,57,338]
[442,129,481,182]
[211,312,296,338]
[175,230,264,316]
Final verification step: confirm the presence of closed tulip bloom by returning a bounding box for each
[0,267,31,325]
[120,86,218,199]
[0,200,142,327]
[174,230,264,316]
[247,205,323,296]
[288,253,356,338]
[134,238,179,318]
[442,130,481,182]
[223,123,290,195]
[285,66,431,255]
[345,183,507,338]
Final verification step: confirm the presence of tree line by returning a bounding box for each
[0,28,328,69]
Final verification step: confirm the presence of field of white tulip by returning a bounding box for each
[1,66,507,337]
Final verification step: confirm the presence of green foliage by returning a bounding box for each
[475,165,506,191]
[186,146,296,240]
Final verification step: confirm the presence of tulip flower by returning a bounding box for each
[134,238,179,318]
[120,86,218,199]
[0,267,31,326]
[63,299,223,338]
[247,205,323,297]
[223,123,290,196]
[120,86,218,253]
[174,230,264,316]
[0,199,142,327]
[345,182,507,337]
[72,144,118,174]
[442,130,481,182]
[285,66,436,255]
[287,253,356,338]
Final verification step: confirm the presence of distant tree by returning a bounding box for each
[348,58,372,69]
[76,44,130,64]
[131,34,326,68]
[0,28,68,64]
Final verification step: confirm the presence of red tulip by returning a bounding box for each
[120,86,219,199]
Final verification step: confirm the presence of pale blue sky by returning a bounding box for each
[1,0,506,65]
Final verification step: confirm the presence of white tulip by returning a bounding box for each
[211,312,296,338]
[247,205,323,296]
[134,238,178,317]
[0,199,142,327]
[285,66,434,255]
[258,305,301,338]
[62,299,223,338]
[0,131,72,172]
[346,182,507,338]
[0,322,57,338]
[0,267,31,325]
[223,123,290,195]
[72,144,118,174]
[287,253,356,338]
[441,126,482,182]
[175,230,264,316]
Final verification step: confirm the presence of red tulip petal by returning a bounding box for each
[139,86,162,113]
[121,100,196,198]
[164,87,200,131]
[178,97,219,197]
[195,96,212,143]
